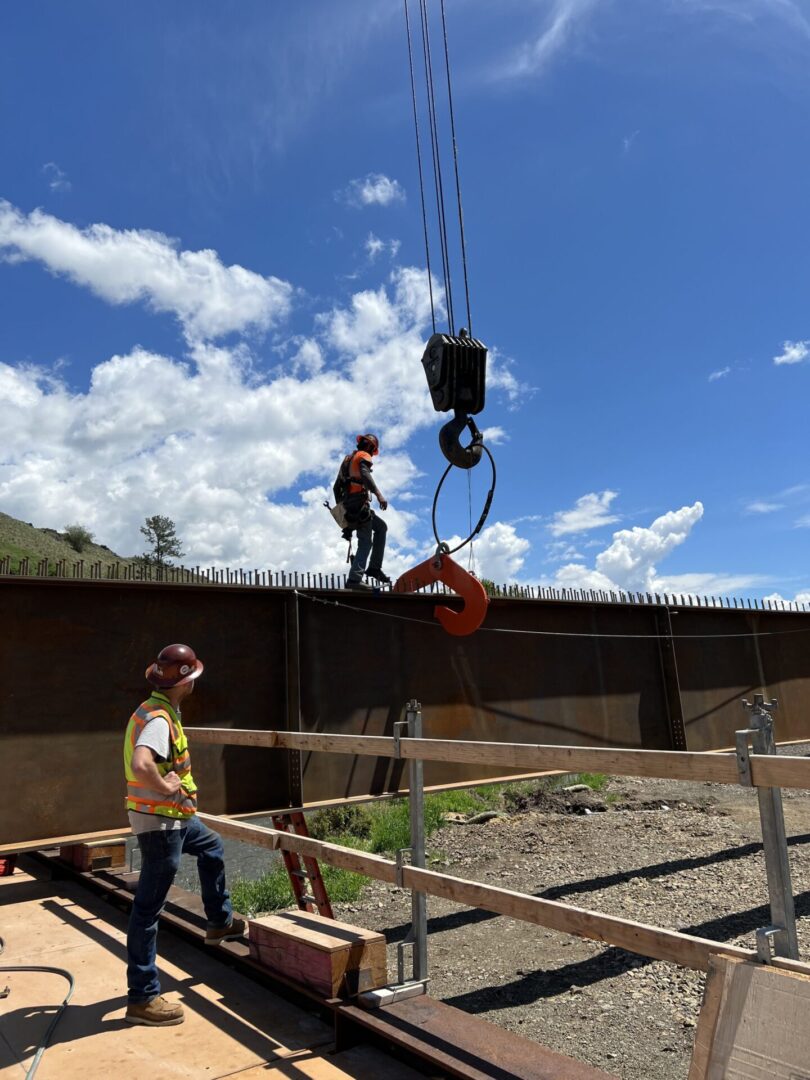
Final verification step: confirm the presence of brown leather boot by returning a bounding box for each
[204,916,246,946]
[125,995,185,1026]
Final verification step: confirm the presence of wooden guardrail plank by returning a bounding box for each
[402,739,739,783]
[403,866,744,971]
[198,813,398,883]
[197,813,810,977]
[193,728,398,757]
[0,827,129,857]
[191,728,810,789]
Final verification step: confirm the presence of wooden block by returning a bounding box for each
[689,953,810,1080]
[248,910,387,998]
[60,841,126,872]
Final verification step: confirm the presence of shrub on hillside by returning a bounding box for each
[63,524,94,553]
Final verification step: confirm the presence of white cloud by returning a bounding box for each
[797,514,810,528]
[593,502,704,590]
[545,540,585,562]
[0,260,529,577]
[339,173,406,208]
[0,200,292,342]
[459,522,531,583]
[773,339,810,365]
[551,502,708,593]
[549,490,620,536]
[764,590,810,608]
[481,425,508,445]
[365,232,401,261]
[494,0,602,79]
[746,500,784,514]
[42,162,71,192]
[676,0,810,40]
[708,366,731,381]
[654,572,765,595]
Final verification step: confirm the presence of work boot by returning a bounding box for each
[125,995,185,1026]
[346,579,372,591]
[205,917,246,946]
[365,567,391,585]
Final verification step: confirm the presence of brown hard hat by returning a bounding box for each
[145,643,204,688]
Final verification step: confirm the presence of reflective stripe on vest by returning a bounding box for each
[123,694,198,819]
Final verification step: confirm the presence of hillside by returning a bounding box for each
[0,510,138,574]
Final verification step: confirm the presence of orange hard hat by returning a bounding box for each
[356,433,379,455]
[145,643,204,688]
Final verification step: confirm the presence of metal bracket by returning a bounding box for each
[0,986,10,999]
[393,720,408,761]
[396,937,413,985]
[756,925,782,964]
[395,847,412,889]
[735,728,757,787]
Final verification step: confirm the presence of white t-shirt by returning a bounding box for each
[128,717,184,834]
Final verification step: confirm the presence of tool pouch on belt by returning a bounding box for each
[341,493,371,528]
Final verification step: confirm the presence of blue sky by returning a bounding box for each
[1,0,808,599]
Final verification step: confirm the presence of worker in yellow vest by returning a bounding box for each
[123,643,245,1027]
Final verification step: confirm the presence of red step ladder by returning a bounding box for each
[271,812,334,919]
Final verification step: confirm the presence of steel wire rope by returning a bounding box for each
[0,936,75,1080]
[439,0,473,335]
[418,0,455,332]
[431,443,496,555]
[403,0,437,333]
[293,590,810,639]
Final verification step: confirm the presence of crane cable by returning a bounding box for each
[404,0,495,556]
[404,0,472,337]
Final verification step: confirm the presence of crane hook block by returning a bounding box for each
[421,330,487,416]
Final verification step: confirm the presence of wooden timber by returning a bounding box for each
[688,954,810,1079]
[191,727,810,789]
[249,911,387,997]
[0,827,128,857]
[200,813,810,977]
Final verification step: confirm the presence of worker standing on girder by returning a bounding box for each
[123,644,245,1027]
[335,433,391,590]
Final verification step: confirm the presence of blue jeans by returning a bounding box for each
[126,815,232,1002]
[348,511,387,582]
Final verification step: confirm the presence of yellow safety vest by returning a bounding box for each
[123,692,198,819]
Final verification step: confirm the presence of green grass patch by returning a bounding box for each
[231,848,369,916]
[559,772,610,792]
[231,777,613,914]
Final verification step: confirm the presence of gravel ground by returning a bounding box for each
[132,749,810,1078]
[327,770,810,1080]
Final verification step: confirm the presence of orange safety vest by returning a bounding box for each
[346,450,373,497]
[123,693,198,818]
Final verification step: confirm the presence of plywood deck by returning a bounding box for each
[0,870,420,1080]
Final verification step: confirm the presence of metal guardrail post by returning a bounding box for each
[736,695,799,960]
[394,699,428,989]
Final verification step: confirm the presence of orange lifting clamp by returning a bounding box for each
[393,548,489,637]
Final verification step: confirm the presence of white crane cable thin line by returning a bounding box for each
[293,590,810,640]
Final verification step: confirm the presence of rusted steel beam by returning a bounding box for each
[3,576,810,845]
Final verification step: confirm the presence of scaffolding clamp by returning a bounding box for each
[395,847,412,889]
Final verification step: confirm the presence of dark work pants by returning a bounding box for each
[347,511,387,582]
[126,815,232,1002]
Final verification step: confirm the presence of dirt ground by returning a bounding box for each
[330,767,810,1080]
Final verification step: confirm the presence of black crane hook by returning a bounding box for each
[421,327,487,470]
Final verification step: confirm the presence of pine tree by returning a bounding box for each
[140,515,184,579]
